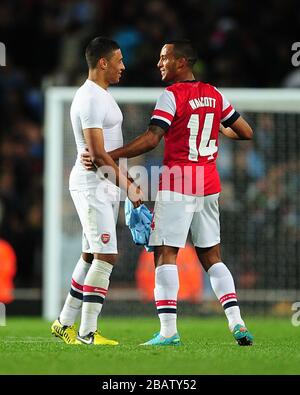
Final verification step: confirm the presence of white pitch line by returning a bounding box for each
[1,340,57,343]
[0,337,59,343]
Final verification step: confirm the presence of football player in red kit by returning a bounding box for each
[82,39,254,346]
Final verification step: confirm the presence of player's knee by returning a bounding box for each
[195,244,222,271]
[82,252,93,264]
[108,254,118,265]
[94,253,118,265]
[154,246,178,267]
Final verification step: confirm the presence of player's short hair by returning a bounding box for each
[85,36,120,69]
[165,39,197,67]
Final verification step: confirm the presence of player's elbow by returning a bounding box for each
[242,126,253,140]
[235,125,253,140]
[232,117,253,140]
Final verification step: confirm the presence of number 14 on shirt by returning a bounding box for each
[188,113,217,161]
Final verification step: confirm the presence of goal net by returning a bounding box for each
[43,87,300,320]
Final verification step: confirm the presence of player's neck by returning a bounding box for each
[88,70,109,90]
[173,71,195,83]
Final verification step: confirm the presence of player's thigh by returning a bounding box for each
[98,181,121,224]
[70,190,93,254]
[70,189,118,254]
[81,232,91,254]
[149,190,195,248]
[190,193,220,248]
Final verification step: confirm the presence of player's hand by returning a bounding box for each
[81,148,96,170]
[128,185,144,208]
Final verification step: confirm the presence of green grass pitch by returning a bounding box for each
[0,316,300,375]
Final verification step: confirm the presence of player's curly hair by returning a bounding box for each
[85,36,120,69]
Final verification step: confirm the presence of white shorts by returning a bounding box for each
[149,190,220,248]
[70,182,120,254]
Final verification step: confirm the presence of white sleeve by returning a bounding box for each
[150,89,176,129]
[79,95,107,129]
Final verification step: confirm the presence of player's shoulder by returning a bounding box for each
[162,83,190,101]
[164,81,193,93]
[207,84,224,98]
[196,82,226,104]
[195,81,222,95]
[75,81,108,106]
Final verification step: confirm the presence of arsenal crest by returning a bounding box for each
[101,233,110,244]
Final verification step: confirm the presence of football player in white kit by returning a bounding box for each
[51,37,142,345]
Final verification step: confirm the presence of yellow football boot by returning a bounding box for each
[76,330,119,345]
[51,319,78,345]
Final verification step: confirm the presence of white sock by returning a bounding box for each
[59,256,91,326]
[79,259,113,337]
[207,262,245,331]
[154,264,179,338]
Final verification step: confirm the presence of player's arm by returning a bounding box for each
[109,89,173,160]
[218,87,253,140]
[220,116,253,140]
[108,125,165,161]
[84,128,143,205]
[82,89,170,165]
[219,123,248,140]
[81,125,164,167]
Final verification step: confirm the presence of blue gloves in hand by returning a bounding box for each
[124,198,154,252]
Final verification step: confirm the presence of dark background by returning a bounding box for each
[0,0,299,291]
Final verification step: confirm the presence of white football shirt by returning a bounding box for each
[69,79,123,190]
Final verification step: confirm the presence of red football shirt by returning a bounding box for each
[150,81,239,196]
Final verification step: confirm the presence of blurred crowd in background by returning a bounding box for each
[0,0,299,288]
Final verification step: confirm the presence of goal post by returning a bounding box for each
[43,87,300,321]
